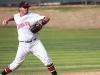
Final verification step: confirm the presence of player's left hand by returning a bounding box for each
[29,23,43,33]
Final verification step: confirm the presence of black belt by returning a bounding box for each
[20,38,37,43]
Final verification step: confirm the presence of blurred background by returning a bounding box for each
[0,0,100,7]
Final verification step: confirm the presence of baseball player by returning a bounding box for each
[0,1,58,75]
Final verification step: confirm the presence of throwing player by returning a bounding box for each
[0,1,58,75]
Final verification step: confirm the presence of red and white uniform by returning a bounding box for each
[14,13,43,41]
[9,13,52,71]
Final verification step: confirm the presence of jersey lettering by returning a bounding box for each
[17,21,30,29]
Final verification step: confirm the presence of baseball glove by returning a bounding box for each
[30,22,42,34]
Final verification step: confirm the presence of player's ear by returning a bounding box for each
[18,7,21,12]
[18,7,20,12]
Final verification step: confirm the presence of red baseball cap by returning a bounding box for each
[18,1,31,7]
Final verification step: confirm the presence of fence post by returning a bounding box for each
[39,0,41,7]
[85,0,87,5]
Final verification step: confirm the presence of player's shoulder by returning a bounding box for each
[29,13,40,16]
[14,13,20,17]
[28,13,40,17]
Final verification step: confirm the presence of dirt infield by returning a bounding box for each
[59,72,100,75]
[0,6,100,29]
[30,72,100,75]
[58,72,100,75]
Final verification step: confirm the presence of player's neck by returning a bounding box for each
[20,12,28,17]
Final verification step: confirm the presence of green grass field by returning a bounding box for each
[0,26,100,74]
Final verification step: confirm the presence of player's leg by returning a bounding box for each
[31,39,58,75]
[47,63,58,75]
[0,43,30,75]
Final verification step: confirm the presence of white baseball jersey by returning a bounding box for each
[14,13,45,41]
[8,13,52,71]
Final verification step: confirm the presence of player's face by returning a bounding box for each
[19,6,29,16]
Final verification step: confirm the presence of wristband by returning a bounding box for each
[41,20,47,25]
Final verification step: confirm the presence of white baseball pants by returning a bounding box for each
[8,38,52,71]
